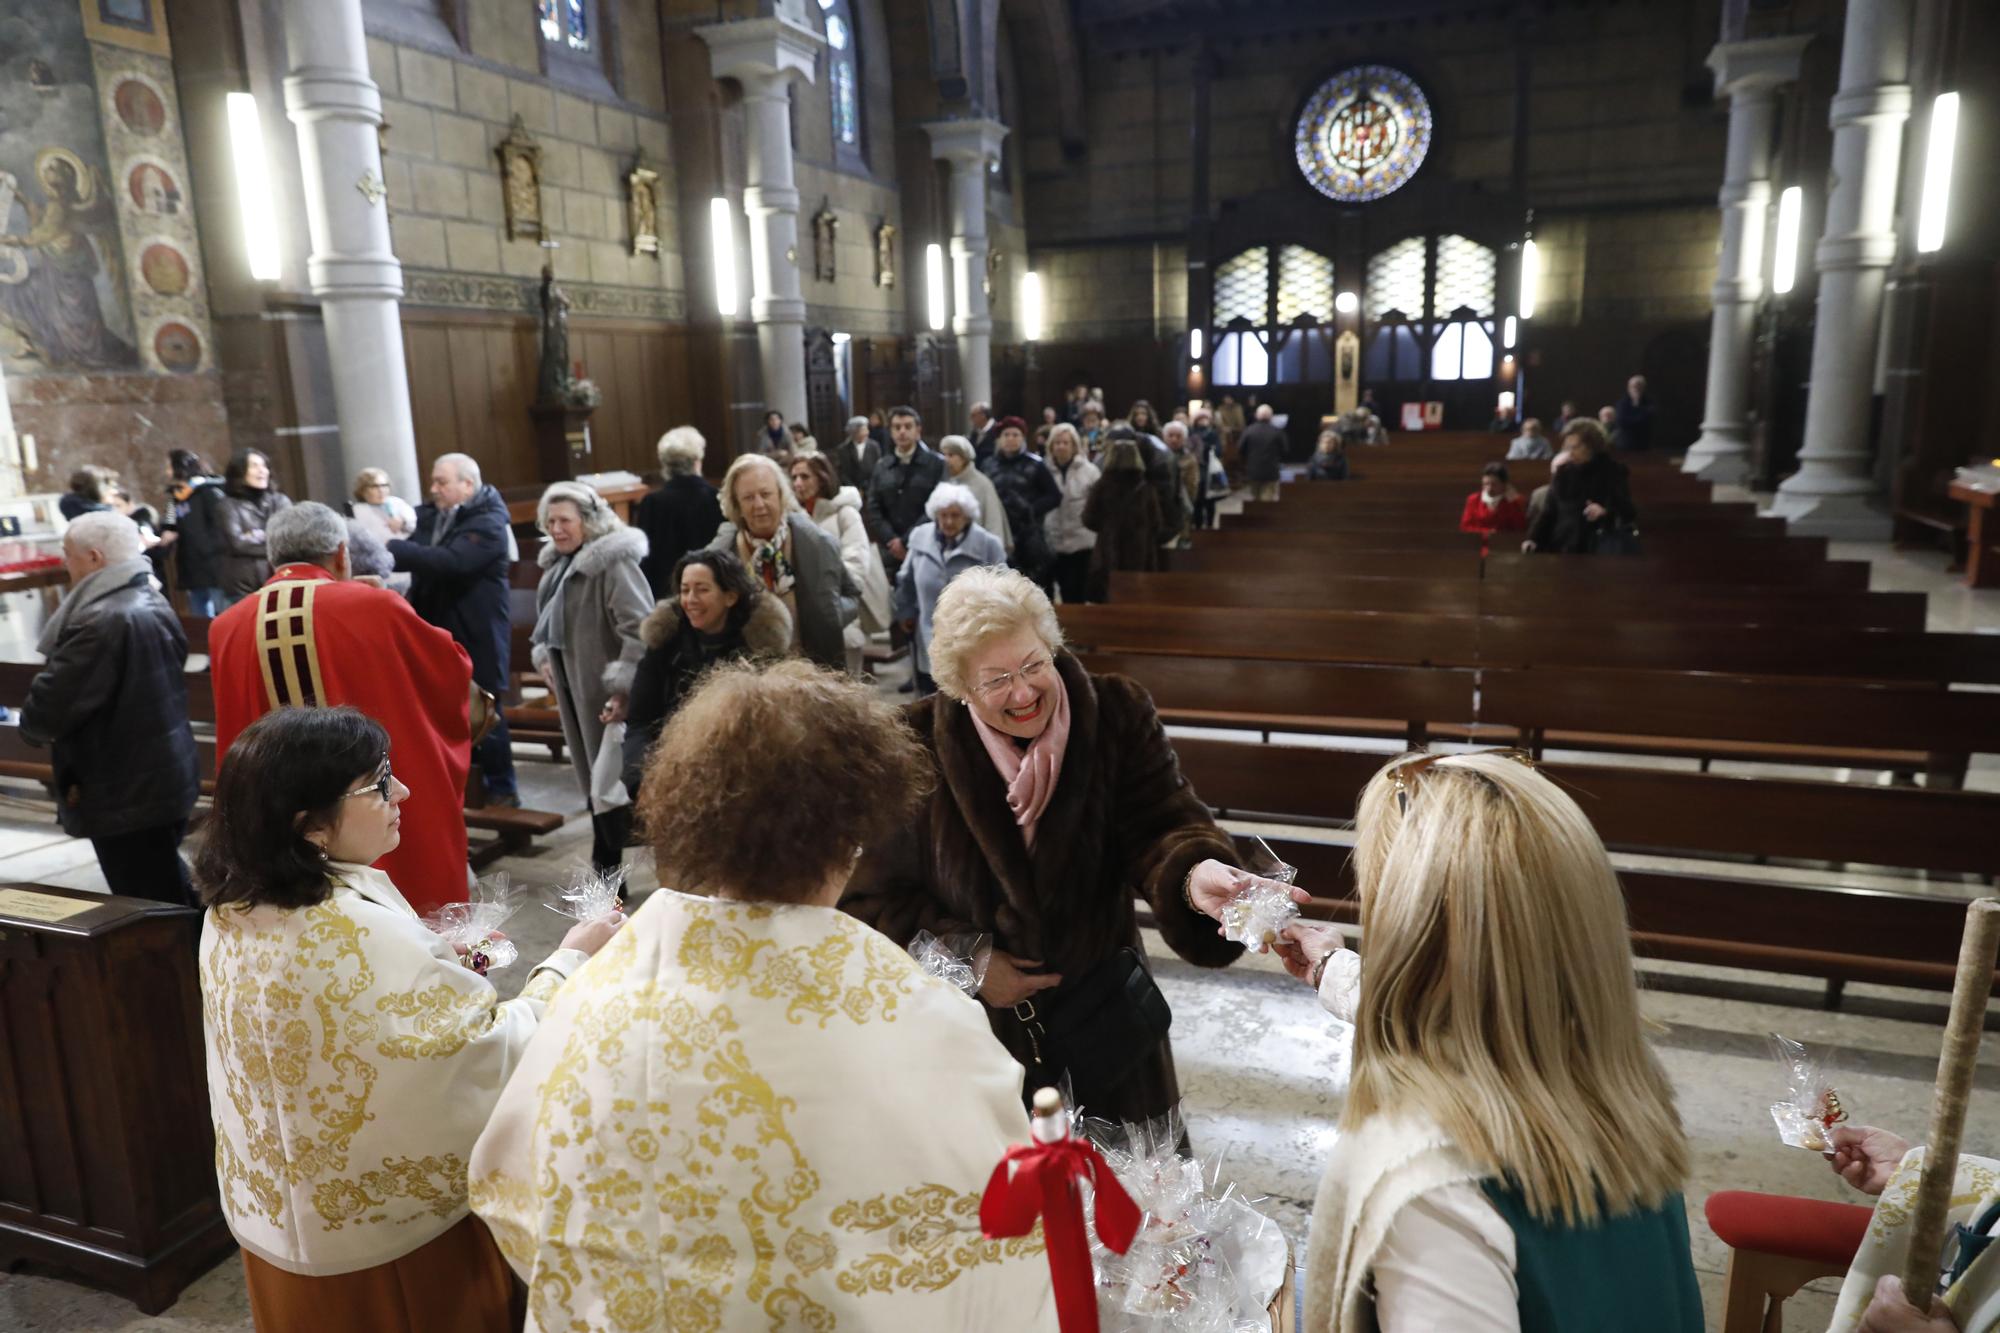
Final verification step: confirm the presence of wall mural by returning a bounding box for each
[0,1,211,377]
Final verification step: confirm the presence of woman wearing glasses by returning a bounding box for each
[194,706,624,1332]
[844,566,1287,1127]
[1266,751,1701,1333]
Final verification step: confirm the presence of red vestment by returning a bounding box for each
[211,563,474,912]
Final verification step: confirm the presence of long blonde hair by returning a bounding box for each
[1344,751,1686,1224]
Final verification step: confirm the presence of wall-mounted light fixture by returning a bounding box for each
[1188,327,1203,361]
[1334,290,1359,315]
[1019,270,1043,342]
[926,243,948,332]
[1916,92,1960,254]
[1517,238,1538,320]
[226,92,280,282]
[1771,186,1803,294]
[709,197,738,316]
[1502,315,1517,349]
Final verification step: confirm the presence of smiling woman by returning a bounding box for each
[842,567,1292,1129]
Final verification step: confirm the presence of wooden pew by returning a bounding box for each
[1167,545,1869,589]
[1057,604,2000,685]
[1192,526,1830,561]
[1105,572,1928,631]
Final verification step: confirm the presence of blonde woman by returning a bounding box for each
[1268,751,1701,1333]
[705,452,858,671]
[350,467,416,537]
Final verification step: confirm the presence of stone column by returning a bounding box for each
[281,0,419,497]
[1767,0,1911,537]
[1683,37,1809,483]
[698,18,821,433]
[923,119,1008,421]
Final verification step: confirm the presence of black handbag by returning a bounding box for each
[1591,523,1643,556]
[1013,947,1172,1110]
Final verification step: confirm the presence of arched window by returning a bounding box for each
[1206,244,1337,390]
[1362,233,1499,386]
[818,0,865,170]
[538,0,591,51]
[537,0,613,93]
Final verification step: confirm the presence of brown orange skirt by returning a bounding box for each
[241,1213,524,1333]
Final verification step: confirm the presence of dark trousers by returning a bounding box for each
[589,804,632,873]
[472,713,518,800]
[91,820,193,907]
[914,669,937,697]
[1049,550,1092,605]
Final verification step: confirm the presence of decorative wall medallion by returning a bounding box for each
[126,159,180,214]
[627,155,659,256]
[111,76,167,136]
[874,221,896,289]
[356,169,386,205]
[139,241,188,296]
[811,200,837,283]
[496,115,542,241]
[1294,65,1433,203]
[152,320,200,372]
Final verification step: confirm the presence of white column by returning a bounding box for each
[281,0,419,498]
[1767,0,1911,538]
[698,18,822,432]
[923,119,1008,420]
[1683,37,1809,483]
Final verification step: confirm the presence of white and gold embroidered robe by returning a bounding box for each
[199,861,584,1276]
[1830,1148,2000,1332]
[469,889,1059,1333]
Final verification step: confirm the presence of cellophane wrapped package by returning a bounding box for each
[1219,883,1300,954]
[422,873,524,976]
[1768,1034,1850,1152]
[1079,1107,1289,1332]
[908,930,991,997]
[543,865,626,922]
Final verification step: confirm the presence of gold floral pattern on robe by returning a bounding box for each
[470,892,1057,1332]
[1829,1149,2000,1331]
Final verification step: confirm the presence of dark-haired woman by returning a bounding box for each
[215,448,292,607]
[195,706,623,1332]
[166,448,227,617]
[620,548,791,799]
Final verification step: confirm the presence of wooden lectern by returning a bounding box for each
[0,884,234,1312]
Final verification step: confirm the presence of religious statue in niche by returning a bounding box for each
[498,116,542,242]
[536,262,572,408]
[984,247,1003,299]
[811,200,837,284]
[874,221,896,289]
[627,155,659,257]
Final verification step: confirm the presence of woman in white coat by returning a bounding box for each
[790,451,890,674]
[1041,423,1100,604]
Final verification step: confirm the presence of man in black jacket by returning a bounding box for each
[832,415,882,494]
[1238,403,1289,502]
[388,453,520,805]
[967,401,1001,463]
[864,405,945,576]
[979,416,1061,579]
[21,512,199,904]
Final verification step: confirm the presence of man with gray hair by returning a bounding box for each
[390,451,520,805]
[209,502,478,912]
[20,511,199,904]
[832,415,880,494]
[967,401,999,463]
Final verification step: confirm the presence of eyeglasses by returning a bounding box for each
[1389,748,1536,814]
[341,763,395,804]
[971,655,1052,701]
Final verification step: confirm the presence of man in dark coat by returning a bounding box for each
[1238,403,1288,501]
[1614,373,1657,451]
[389,453,519,805]
[864,405,946,575]
[635,426,724,598]
[967,401,1001,463]
[978,416,1061,579]
[20,512,199,905]
[831,415,882,494]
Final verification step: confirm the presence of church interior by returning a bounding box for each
[1,0,1999,1329]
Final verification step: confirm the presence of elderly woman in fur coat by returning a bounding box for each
[842,566,1298,1129]
[620,548,792,799]
[530,481,651,871]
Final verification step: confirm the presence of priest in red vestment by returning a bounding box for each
[210,502,474,911]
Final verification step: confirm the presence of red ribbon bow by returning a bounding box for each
[981,1136,1141,1333]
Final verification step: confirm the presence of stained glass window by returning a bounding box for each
[565,0,589,50]
[1213,332,1268,387]
[1295,65,1433,203]
[538,0,593,52]
[1275,245,1334,324]
[826,15,849,49]
[1432,234,1496,318]
[1366,238,1425,320]
[1213,247,1269,326]
[822,0,864,163]
[538,0,559,43]
[833,61,858,145]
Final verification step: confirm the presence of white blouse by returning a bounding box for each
[1316,947,1520,1332]
[199,862,585,1276]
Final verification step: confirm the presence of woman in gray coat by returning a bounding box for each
[529,481,651,871]
[706,453,859,672]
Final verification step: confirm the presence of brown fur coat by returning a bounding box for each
[842,650,1243,1124]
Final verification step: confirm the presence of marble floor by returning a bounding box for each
[4,509,1999,1332]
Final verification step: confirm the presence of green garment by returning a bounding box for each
[1479,1181,1705,1333]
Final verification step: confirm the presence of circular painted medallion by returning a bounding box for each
[153,321,201,372]
[1294,65,1433,203]
[140,242,189,296]
[112,77,167,136]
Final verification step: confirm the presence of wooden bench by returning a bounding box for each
[1167,546,1871,589]
[1058,604,2000,685]
[1105,572,1929,631]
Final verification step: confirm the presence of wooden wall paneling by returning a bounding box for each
[483,322,539,489]
[611,330,650,474]
[443,324,495,479]
[403,323,461,463]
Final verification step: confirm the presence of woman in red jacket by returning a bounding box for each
[1461,461,1527,535]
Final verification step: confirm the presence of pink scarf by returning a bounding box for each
[966,666,1072,849]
